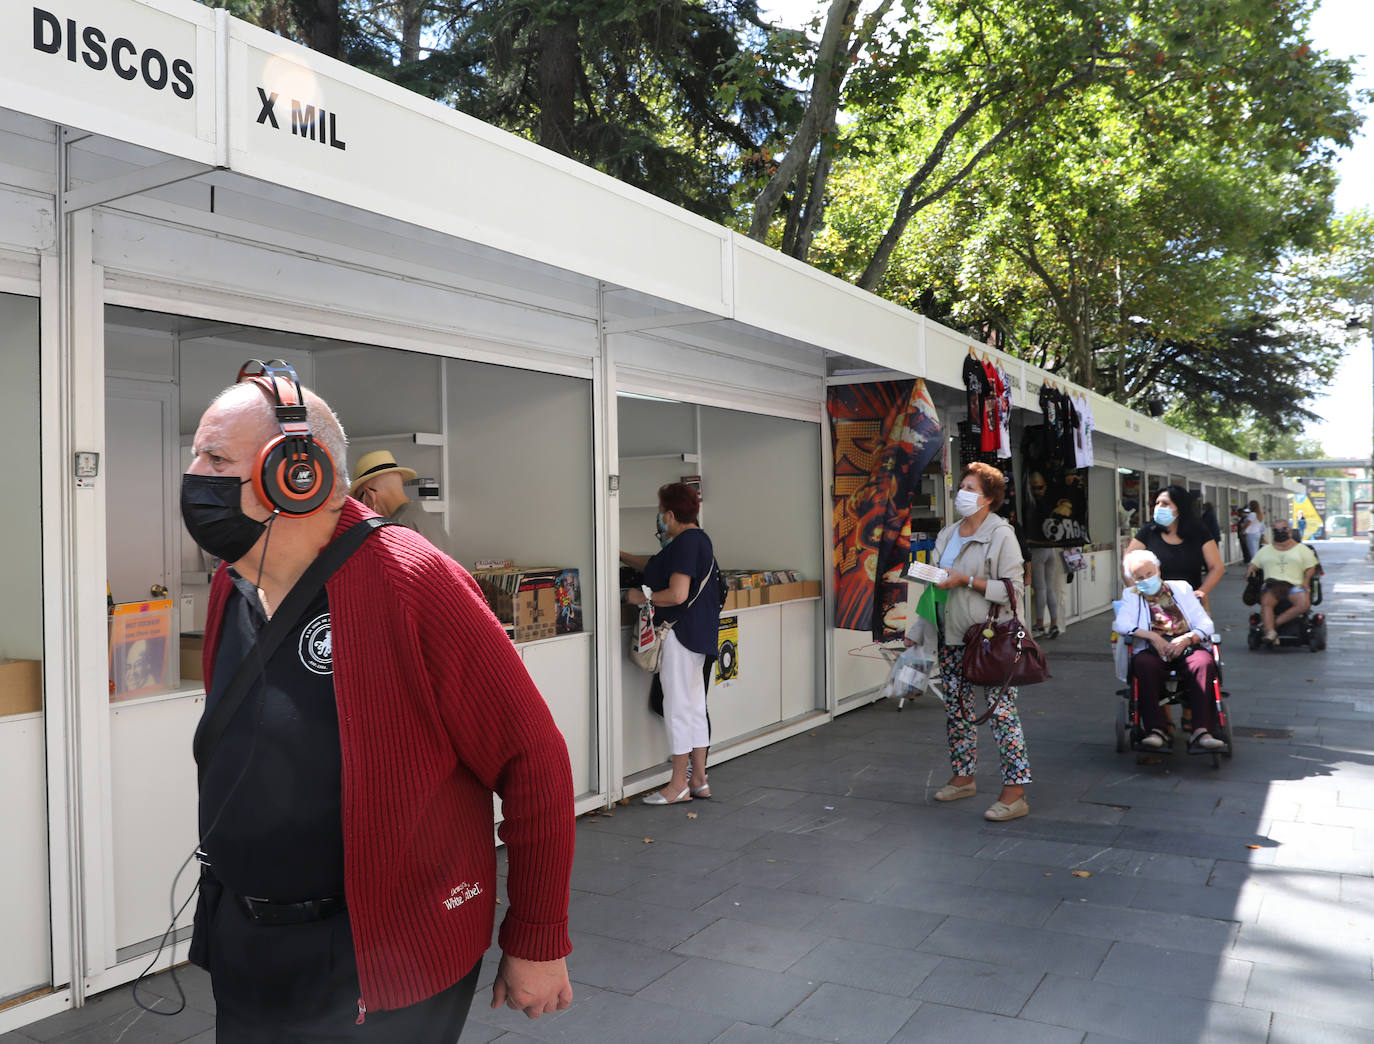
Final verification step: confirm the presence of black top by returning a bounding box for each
[962,355,991,432]
[642,528,717,655]
[1134,524,1209,590]
[196,572,344,901]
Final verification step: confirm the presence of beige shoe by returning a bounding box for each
[934,782,977,802]
[984,797,1029,821]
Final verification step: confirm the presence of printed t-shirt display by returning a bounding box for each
[962,354,992,435]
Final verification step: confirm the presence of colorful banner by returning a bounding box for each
[828,379,942,638]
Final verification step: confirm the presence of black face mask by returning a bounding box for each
[1273,530,1292,543]
[181,474,269,564]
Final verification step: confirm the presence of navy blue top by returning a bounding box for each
[642,528,717,655]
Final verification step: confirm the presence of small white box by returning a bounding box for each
[906,561,949,585]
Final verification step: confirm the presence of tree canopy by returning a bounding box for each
[199,0,1370,436]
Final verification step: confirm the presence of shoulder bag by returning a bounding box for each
[960,578,1050,718]
[630,560,716,673]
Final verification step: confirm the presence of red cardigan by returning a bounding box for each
[202,497,575,1012]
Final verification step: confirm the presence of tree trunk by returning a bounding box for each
[793,113,837,261]
[747,0,857,240]
[538,10,580,157]
[400,0,427,63]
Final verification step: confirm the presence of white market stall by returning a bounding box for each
[0,0,1293,1031]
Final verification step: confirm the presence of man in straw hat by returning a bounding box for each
[350,449,450,553]
[182,369,573,1040]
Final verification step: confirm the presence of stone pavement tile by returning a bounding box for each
[1044,900,1239,956]
[622,812,772,852]
[473,989,734,1044]
[1087,825,1268,864]
[1092,941,1253,1005]
[1339,874,1374,905]
[562,933,685,994]
[917,916,1111,978]
[611,867,733,910]
[1127,878,1261,924]
[1243,962,1374,1031]
[703,853,806,890]
[776,810,889,843]
[1254,892,1374,938]
[773,983,920,1044]
[981,816,1126,846]
[631,837,741,875]
[1205,861,1343,899]
[974,836,1216,885]
[877,875,1059,929]
[784,937,940,998]
[1266,845,1372,876]
[129,966,215,1016]
[707,1024,833,1044]
[1021,973,1271,1043]
[17,988,212,1044]
[1115,808,1272,842]
[568,892,716,951]
[889,1002,1083,1044]
[1229,921,1374,979]
[863,845,997,887]
[695,884,835,929]
[908,956,1045,1017]
[740,832,897,874]
[457,1023,507,1043]
[634,957,817,1026]
[672,919,825,973]
[803,899,945,951]
[1267,1012,1374,1044]
[974,859,1146,907]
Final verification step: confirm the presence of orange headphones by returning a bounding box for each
[235,359,335,517]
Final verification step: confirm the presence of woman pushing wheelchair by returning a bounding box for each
[1114,549,1227,752]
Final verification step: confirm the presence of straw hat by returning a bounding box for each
[350,450,417,495]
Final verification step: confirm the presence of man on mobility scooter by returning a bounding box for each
[1244,523,1325,650]
[1112,549,1232,762]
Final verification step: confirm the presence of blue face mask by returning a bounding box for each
[1153,505,1176,527]
[1136,574,1162,596]
[655,512,673,549]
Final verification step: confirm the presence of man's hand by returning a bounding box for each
[490,954,573,1019]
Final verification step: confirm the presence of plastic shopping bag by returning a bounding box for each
[884,646,933,702]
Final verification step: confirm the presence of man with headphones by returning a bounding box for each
[181,362,574,1041]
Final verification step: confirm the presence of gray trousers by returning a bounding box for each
[1029,547,1063,626]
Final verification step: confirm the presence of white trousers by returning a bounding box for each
[1029,547,1063,626]
[660,628,709,755]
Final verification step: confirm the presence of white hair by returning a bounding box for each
[1122,548,1160,583]
[212,382,349,504]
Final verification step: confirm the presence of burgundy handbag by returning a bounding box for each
[961,579,1051,696]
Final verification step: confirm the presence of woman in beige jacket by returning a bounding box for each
[927,463,1032,821]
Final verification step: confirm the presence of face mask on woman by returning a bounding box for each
[655,512,673,549]
[1135,574,1162,596]
[954,489,983,518]
[1153,505,1176,527]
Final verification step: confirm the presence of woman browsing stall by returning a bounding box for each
[921,463,1033,822]
[620,483,717,805]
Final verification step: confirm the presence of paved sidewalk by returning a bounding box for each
[6,540,1373,1043]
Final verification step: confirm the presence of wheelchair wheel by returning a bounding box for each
[1115,701,1128,753]
[1220,718,1233,759]
[1246,630,1260,651]
[1309,620,1326,652]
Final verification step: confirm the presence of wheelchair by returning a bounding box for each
[1245,559,1326,652]
[1113,633,1233,768]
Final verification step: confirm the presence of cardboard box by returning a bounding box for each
[802,580,821,598]
[473,567,582,644]
[0,658,42,716]
[747,588,764,607]
[762,581,805,604]
[722,589,743,611]
[180,634,204,683]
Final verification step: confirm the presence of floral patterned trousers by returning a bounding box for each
[939,642,1032,785]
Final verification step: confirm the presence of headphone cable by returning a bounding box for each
[133,512,279,1016]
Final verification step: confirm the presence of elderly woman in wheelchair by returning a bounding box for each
[1113,549,1231,758]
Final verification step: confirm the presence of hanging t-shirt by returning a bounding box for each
[995,362,1013,459]
[1038,383,1059,461]
[980,360,1001,453]
[1059,394,1079,465]
[962,355,991,433]
[1078,395,1095,467]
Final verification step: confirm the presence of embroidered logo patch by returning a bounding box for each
[299,613,333,674]
[442,882,483,911]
